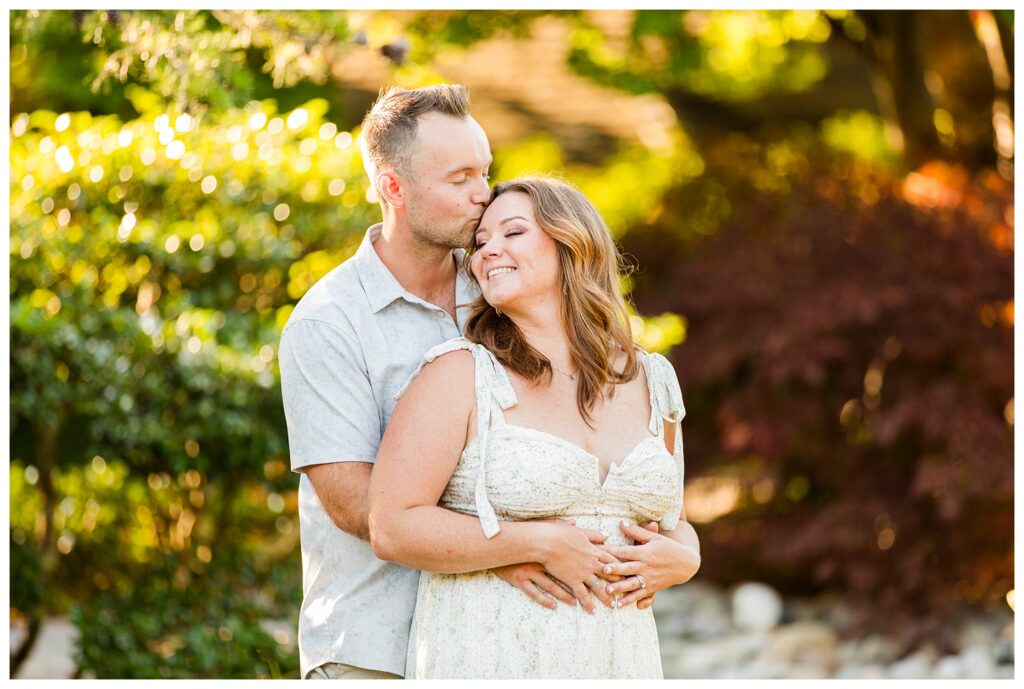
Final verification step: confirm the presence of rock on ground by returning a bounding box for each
[731,582,784,632]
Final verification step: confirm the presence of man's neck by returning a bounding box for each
[373,219,458,315]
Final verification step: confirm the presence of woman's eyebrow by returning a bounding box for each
[476,215,528,237]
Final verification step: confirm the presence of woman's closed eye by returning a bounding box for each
[474,227,523,249]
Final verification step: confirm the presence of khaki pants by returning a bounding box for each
[306,662,403,680]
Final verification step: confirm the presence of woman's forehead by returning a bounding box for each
[480,192,534,227]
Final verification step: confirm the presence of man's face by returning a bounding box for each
[400,113,492,250]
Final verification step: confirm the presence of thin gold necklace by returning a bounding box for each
[536,345,576,381]
[551,363,576,382]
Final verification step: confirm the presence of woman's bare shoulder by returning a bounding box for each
[410,347,475,394]
[388,347,476,448]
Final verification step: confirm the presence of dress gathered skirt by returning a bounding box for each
[397,338,686,679]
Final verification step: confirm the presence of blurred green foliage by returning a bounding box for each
[493,130,704,239]
[11,10,352,115]
[568,9,833,100]
[9,89,376,675]
[819,110,897,163]
[71,577,298,678]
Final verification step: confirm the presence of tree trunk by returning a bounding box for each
[10,423,61,677]
[9,616,42,676]
[859,10,943,168]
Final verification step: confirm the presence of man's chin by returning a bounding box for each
[455,223,479,247]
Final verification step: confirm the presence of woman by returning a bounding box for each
[368,178,700,678]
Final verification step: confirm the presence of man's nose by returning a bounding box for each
[470,177,490,205]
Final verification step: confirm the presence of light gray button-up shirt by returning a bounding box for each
[278,224,477,677]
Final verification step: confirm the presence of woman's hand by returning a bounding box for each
[599,520,701,609]
[532,520,621,614]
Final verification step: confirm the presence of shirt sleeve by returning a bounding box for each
[279,317,381,472]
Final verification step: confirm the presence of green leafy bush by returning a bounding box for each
[10,92,374,675]
[71,571,299,678]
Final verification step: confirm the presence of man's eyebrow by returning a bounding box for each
[448,160,492,175]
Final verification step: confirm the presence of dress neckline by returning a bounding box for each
[479,346,664,485]
[465,424,668,490]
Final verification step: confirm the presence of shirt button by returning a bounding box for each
[436,312,446,319]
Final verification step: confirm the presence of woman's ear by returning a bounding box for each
[377,168,404,208]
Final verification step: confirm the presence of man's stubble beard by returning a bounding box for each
[407,206,475,252]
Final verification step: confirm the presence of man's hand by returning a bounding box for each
[492,563,576,610]
[493,560,625,611]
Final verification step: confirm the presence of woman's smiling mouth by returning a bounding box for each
[487,266,517,279]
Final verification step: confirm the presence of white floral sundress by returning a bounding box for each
[396,337,686,679]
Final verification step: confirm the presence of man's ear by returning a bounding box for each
[377,168,404,208]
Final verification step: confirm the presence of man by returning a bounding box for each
[279,84,611,680]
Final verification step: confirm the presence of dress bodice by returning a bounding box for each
[396,337,686,537]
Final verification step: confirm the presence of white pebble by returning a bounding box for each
[732,582,784,631]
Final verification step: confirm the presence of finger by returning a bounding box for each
[642,521,660,533]
[605,574,644,596]
[572,583,596,614]
[601,560,644,578]
[619,520,658,544]
[596,549,622,565]
[551,576,576,599]
[535,574,577,606]
[617,587,654,608]
[588,575,615,608]
[519,580,557,610]
[597,545,636,561]
[584,528,610,544]
[638,592,656,609]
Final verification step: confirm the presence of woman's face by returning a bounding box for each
[470,192,561,315]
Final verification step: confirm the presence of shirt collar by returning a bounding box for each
[355,224,479,315]
[454,249,478,308]
[355,224,406,313]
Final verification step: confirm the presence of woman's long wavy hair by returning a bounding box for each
[463,177,640,426]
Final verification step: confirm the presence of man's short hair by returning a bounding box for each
[359,84,471,184]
